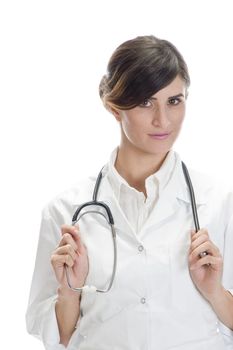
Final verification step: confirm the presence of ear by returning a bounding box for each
[109,106,122,122]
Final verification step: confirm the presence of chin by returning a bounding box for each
[136,145,171,157]
[147,141,173,153]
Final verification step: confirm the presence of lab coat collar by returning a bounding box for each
[107,147,176,202]
[174,155,208,206]
[102,150,208,206]
[97,152,208,236]
[71,151,208,237]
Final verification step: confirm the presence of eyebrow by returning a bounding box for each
[150,93,185,100]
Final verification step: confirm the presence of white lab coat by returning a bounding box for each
[26,151,233,350]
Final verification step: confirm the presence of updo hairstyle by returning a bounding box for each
[99,35,190,111]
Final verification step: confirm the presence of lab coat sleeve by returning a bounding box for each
[218,195,233,349]
[25,205,66,350]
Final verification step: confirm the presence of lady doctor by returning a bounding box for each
[26,35,233,350]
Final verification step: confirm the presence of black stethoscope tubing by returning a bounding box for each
[72,161,200,230]
[67,161,206,293]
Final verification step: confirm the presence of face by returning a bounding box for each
[112,75,187,156]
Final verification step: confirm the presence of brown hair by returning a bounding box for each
[99,35,190,110]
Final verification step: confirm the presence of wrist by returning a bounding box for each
[205,285,226,304]
[57,285,82,303]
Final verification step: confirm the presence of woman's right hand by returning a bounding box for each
[51,224,89,290]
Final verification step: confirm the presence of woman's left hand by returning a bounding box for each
[188,228,223,301]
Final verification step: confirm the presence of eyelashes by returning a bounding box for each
[139,97,182,108]
[139,99,153,108]
[168,97,182,105]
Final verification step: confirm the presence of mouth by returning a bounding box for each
[148,132,171,140]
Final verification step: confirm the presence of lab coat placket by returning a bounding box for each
[75,161,226,350]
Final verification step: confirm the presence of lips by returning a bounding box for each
[148,133,170,136]
[148,132,171,140]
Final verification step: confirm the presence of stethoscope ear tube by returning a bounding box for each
[181,162,208,258]
[66,160,208,294]
[181,162,200,232]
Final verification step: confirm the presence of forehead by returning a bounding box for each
[151,75,186,99]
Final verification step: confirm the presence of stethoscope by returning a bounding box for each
[65,161,207,293]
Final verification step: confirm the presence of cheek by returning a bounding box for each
[123,121,146,143]
[121,113,144,135]
[171,106,186,128]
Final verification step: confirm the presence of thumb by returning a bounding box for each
[73,222,80,231]
[73,225,87,254]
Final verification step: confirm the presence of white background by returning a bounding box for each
[1,0,233,348]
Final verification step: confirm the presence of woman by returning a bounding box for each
[26,35,233,349]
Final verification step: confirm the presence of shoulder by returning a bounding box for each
[191,167,232,198]
[174,151,233,207]
[42,175,97,224]
[181,159,233,217]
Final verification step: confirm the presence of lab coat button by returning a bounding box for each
[138,245,144,252]
[140,297,146,304]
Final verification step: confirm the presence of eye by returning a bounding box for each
[168,97,181,105]
[139,98,153,108]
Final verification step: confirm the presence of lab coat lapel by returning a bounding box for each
[143,158,207,231]
[71,156,208,238]
[97,159,191,236]
[70,170,136,238]
[146,188,180,230]
[97,174,138,239]
[143,164,182,230]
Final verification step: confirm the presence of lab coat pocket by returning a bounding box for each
[168,240,219,343]
[169,240,210,310]
[94,292,125,322]
[78,289,125,342]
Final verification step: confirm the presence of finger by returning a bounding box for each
[189,241,220,264]
[61,224,80,237]
[58,233,78,251]
[55,244,77,261]
[75,232,87,254]
[60,224,86,254]
[190,255,223,270]
[190,241,211,258]
[190,228,215,260]
[62,224,85,249]
[51,253,75,268]
[196,240,220,257]
[190,228,209,241]
[190,233,209,253]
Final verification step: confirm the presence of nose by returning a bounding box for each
[151,105,170,129]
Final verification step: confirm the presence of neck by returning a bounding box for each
[114,144,169,194]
